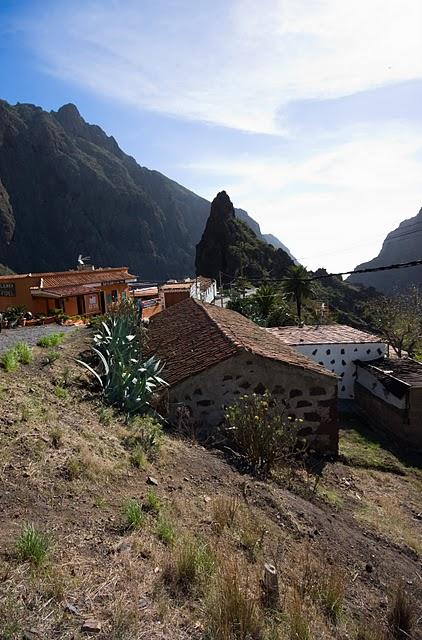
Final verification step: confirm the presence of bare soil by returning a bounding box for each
[0,330,420,639]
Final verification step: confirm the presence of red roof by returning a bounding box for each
[148,298,335,386]
[268,324,383,345]
[0,267,135,289]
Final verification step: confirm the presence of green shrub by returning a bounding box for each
[77,299,167,416]
[0,349,19,373]
[46,350,60,364]
[37,332,64,348]
[156,516,177,546]
[225,392,301,477]
[16,523,50,566]
[123,499,145,529]
[13,342,33,365]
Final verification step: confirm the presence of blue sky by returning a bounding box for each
[1,0,422,271]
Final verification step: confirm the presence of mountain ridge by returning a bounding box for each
[0,100,293,279]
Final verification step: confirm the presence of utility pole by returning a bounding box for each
[219,271,224,308]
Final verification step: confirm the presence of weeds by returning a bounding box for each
[205,562,264,640]
[145,489,161,514]
[355,624,385,640]
[213,496,240,533]
[49,425,63,448]
[13,342,33,365]
[387,582,416,639]
[156,516,177,547]
[124,416,163,461]
[239,517,266,563]
[129,446,146,470]
[288,593,312,640]
[54,384,68,399]
[123,499,145,529]
[298,552,345,624]
[0,349,18,373]
[16,523,50,566]
[164,537,215,595]
[45,350,61,364]
[98,405,113,426]
[37,332,64,348]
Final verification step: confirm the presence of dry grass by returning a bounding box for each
[387,582,416,639]
[163,536,215,596]
[213,495,240,533]
[288,591,312,640]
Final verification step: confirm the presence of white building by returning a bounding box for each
[268,325,386,399]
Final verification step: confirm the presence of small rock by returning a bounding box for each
[114,540,132,554]
[203,496,211,503]
[365,563,373,573]
[139,597,150,610]
[183,477,189,482]
[81,619,102,634]
[65,602,80,615]
[415,512,422,520]
[147,476,158,486]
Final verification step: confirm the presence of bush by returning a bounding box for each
[225,392,301,477]
[16,523,50,566]
[129,446,146,469]
[77,299,167,416]
[145,489,161,514]
[206,563,265,640]
[156,516,177,547]
[13,342,33,365]
[0,348,19,372]
[54,385,68,399]
[37,332,64,348]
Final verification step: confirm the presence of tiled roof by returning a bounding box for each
[31,284,101,298]
[268,324,383,345]
[197,276,214,291]
[0,267,135,287]
[133,286,159,297]
[148,298,335,386]
[357,357,422,390]
[161,282,193,292]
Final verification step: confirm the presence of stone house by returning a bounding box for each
[355,357,422,450]
[267,325,386,400]
[148,298,338,453]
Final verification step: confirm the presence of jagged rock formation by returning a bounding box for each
[195,191,293,281]
[0,99,288,279]
[348,207,422,293]
[235,208,298,263]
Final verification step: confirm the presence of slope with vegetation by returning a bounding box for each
[0,325,420,639]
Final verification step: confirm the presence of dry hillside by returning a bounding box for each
[0,329,421,639]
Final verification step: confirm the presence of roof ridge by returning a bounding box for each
[193,299,245,353]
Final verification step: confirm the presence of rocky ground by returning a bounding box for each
[0,324,78,354]
[0,330,420,639]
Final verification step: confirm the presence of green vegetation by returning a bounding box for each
[54,384,68,399]
[1,342,33,372]
[225,392,301,477]
[37,332,64,348]
[129,445,147,469]
[124,415,163,461]
[123,499,145,529]
[340,425,405,474]
[282,264,315,322]
[145,489,161,514]
[77,299,167,416]
[16,523,50,566]
[212,496,240,533]
[164,537,215,595]
[156,516,177,547]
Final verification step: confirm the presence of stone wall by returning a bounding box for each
[169,351,338,454]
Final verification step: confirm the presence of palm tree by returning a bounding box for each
[281,265,314,323]
[252,283,280,320]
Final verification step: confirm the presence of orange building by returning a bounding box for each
[0,267,136,317]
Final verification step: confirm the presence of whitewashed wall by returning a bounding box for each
[355,365,406,409]
[295,342,386,399]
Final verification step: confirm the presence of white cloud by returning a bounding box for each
[184,125,422,270]
[22,0,422,133]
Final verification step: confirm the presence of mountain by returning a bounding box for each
[195,191,293,281]
[348,206,422,293]
[0,100,288,279]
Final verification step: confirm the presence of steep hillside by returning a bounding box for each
[0,329,420,639]
[196,191,293,281]
[348,206,422,293]
[0,100,288,280]
[235,208,298,263]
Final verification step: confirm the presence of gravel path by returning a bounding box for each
[0,324,82,354]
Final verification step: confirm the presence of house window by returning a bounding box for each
[0,283,16,297]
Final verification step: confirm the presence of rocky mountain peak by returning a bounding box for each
[210,190,236,222]
[54,103,85,135]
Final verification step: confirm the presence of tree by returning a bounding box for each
[365,286,422,358]
[281,265,314,323]
[251,283,280,320]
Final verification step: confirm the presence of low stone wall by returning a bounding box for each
[169,351,338,454]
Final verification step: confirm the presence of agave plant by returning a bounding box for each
[77,303,167,416]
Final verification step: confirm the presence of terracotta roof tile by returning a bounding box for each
[268,324,383,345]
[0,267,135,287]
[148,298,335,386]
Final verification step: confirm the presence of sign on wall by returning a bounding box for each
[0,283,16,297]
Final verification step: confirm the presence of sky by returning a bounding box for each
[1,0,422,272]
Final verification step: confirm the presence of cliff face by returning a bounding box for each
[195,191,293,281]
[348,207,422,293]
[0,100,290,279]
